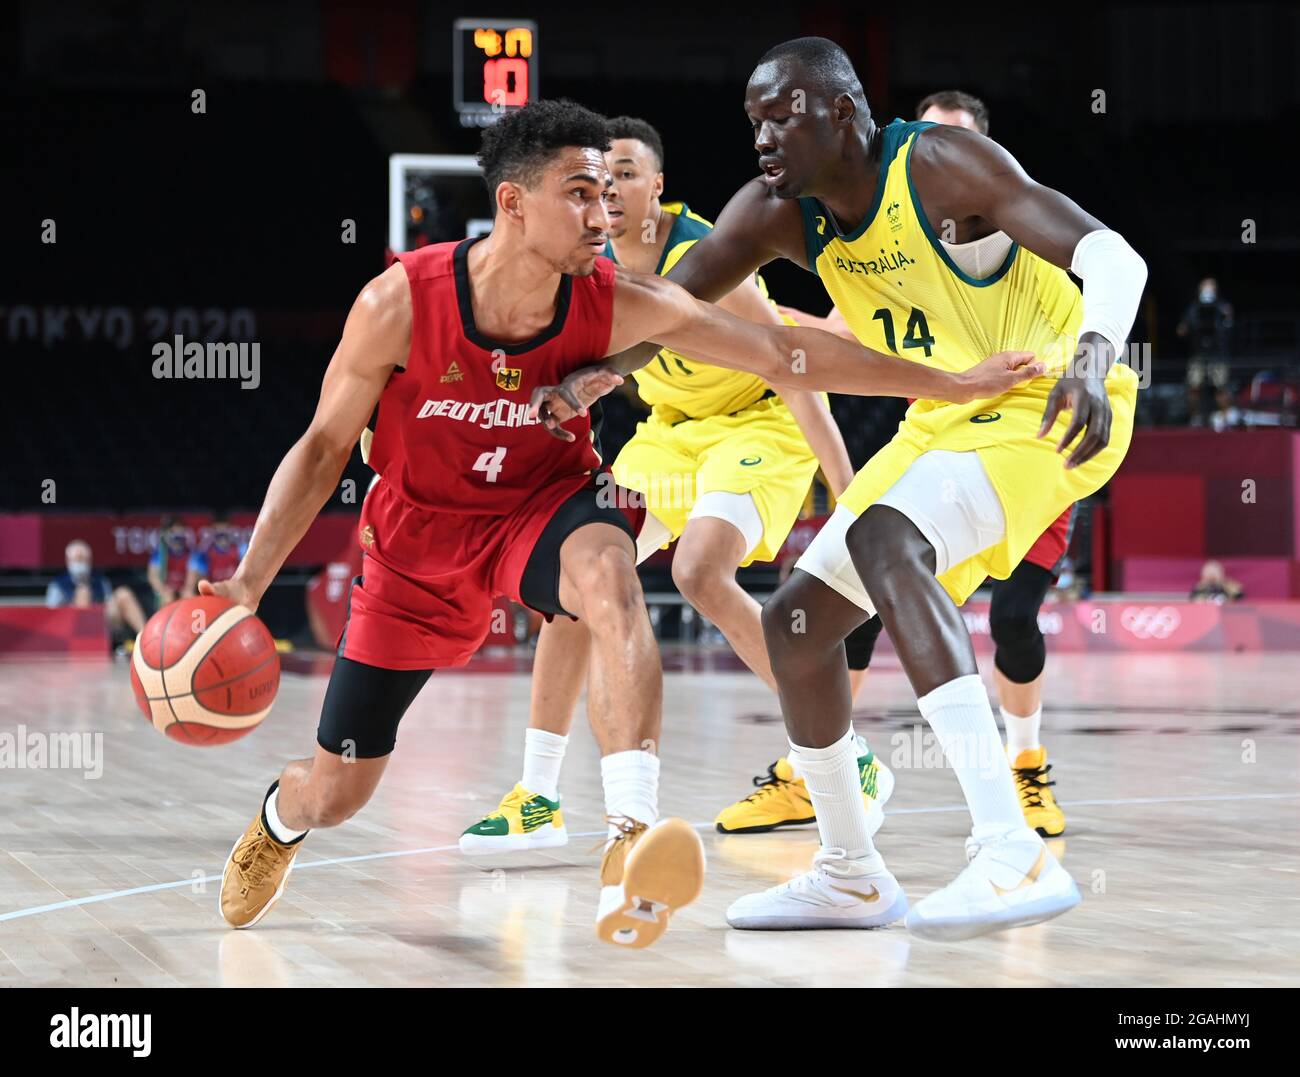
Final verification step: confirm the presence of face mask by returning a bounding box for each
[1200,288,1215,303]
[165,531,187,552]
[211,530,234,549]
[68,561,91,581]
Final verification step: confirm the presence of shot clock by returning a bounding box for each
[453,18,538,127]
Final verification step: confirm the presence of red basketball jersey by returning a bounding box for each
[368,237,616,515]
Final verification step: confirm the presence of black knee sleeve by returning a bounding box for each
[989,562,1053,684]
[316,656,433,758]
[844,615,883,671]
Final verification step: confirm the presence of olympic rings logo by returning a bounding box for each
[1120,606,1182,640]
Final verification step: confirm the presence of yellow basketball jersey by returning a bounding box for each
[798,119,1138,445]
[609,201,772,420]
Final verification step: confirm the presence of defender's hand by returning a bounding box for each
[198,575,262,613]
[954,351,1044,404]
[527,365,625,443]
[1038,369,1112,469]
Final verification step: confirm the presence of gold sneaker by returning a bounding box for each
[715,752,894,835]
[595,816,705,949]
[220,788,305,928]
[1010,747,1066,837]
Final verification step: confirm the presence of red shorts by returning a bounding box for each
[1022,504,1076,574]
[338,473,643,670]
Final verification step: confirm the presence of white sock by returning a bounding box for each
[600,750,660,843]
[264,787,307,843]
[1001,704,1043,759]
[788,730,868,781]
[520,727,568,800]
[918,674,1024,832]
[789,727,875,868]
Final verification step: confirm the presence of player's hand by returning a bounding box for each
[1038,368,1112,470]
[198,576,261,613]
[955,351,1045,403]
[527,365,625,443]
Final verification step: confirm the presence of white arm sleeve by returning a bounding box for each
[1070,229,1147,363]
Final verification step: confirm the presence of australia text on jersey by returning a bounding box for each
[416,397,541,430]
[830,249,916,277]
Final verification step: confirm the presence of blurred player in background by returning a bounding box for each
[719,90,1069,839]
[185,510,247,595]
[147,515,193,606]
[461,115,894,856]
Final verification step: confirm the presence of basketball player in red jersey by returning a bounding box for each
[203,100,1042,947]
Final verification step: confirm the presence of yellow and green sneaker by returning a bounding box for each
[714,751,894,835]
[459,783,568,855]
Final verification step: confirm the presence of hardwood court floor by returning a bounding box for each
[1,649,1296,987]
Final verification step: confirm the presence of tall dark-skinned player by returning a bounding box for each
[718,90,1072,840]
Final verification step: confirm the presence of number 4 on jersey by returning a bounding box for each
[473,446,508,483]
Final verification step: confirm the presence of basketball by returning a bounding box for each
[129,596,279,746]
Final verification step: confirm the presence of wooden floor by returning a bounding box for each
[1,648,1297,987]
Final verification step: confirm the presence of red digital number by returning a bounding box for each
[482,57,528,107]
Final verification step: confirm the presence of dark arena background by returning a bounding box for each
[0,0,1295,1032]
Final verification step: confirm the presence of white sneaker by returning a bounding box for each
[726,848,908,930]
[905,824,1080,941]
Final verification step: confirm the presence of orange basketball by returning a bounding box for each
[130,596,279,745]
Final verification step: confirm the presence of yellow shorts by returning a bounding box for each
[837,366,1139,604]
[612,393,820,566]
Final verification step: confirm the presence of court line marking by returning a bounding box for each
[1,790,1296,925]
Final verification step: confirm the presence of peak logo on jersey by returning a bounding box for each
[440,361,464,384]
[815,215,827,236]
[970,412,1002,423]
[740,456,762,466]
[495,367,523,392]
[416,397,541,430]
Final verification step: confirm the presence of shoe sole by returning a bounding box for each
[715,764,897,836]
[728,887,908,931]
[596,818,705,950]
[905,886,1081,942]
[1033,824,1066,837]
[219,831,298,930]
[459,826,569,855]
[715,816,817,834]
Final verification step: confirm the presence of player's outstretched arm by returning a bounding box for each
[912,126,1147,467]
[199,264,410,611]
[610,267,1045,403]
[607,177,804,375]
[530,178,805,434]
